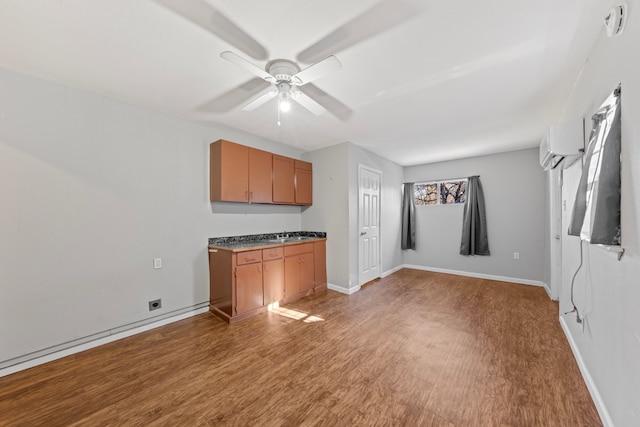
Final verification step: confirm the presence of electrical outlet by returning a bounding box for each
[513,252,520,260]
[148,299,162,311]
[153,258,162,269]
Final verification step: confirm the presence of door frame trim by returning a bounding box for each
[357,164,383,286]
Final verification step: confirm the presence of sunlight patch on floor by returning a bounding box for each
[268,302,324,322]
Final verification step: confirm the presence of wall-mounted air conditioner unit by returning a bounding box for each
[539,120,585,170]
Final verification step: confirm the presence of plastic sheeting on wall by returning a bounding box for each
[568,84,621,246]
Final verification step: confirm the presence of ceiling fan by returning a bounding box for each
[155,0,416,121]
[220,51,342,122]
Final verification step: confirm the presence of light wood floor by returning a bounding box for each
[0,269,601,426]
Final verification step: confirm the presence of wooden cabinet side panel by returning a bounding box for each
[263,258,284,305]
[272,155,295,204]
[314,240,327,291]
[216,140,249,202]
[235,263,264,314]
[210,142,223,201]
[209,250,234,316]
[294,167,313,205]
[249,148,273,204]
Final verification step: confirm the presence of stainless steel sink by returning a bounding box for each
[267,236,315,243]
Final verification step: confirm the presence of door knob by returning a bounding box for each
[360,232,366,236]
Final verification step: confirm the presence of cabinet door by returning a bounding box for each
[294,160,313,205]
[235,263,263,314]
[263,258,284,305]
[272,155,294,204]
[299,252,315,292]
[249,148,273,204]
[284,256,301,297]
[210,140,249,202]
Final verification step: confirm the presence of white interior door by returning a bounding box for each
[358,165,381,286]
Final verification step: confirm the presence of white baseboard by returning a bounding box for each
[327,283,361,295]
[559,316,612,427]
[0,302,210,378]
[382,265,403,278]
[402,264,544,287]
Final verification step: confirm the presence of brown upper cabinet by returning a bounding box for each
[249,148,273,203]
[210,139,312,206]
[272,155,295,204]
[294,160,313,205]
[210,139,273,204]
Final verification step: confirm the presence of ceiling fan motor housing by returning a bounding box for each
[267,59,300,83]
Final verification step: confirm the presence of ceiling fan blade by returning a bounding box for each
[155,0,268,60]
[296,0,417,64]
[292,92,327,116]
[220,51,275,83]
[291,56,341,86]
[196,78,271,113]
[298,84,353,121]
[242,89,278,111]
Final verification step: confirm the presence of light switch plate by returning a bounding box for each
[153,258,162,269]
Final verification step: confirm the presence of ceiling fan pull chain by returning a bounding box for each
[277,98,282,126]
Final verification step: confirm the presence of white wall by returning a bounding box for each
[301,143,350,288]
[347,143,405,285]
[403,148,546,283]
[557,3,640,425]
[0,67,306,366]
[302,142,404,290]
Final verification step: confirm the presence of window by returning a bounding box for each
[414,179,467,205]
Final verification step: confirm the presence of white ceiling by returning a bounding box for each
[0,0,610,165]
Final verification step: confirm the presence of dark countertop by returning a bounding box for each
[208,231,326,252]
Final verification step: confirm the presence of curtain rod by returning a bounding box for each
[403,175,478,184]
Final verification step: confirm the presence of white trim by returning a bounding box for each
[328,283,361,295]
[358,164,383,287]
[402,264,544,287]
[0,303,210,378]
[382,265,403,278]
[542,282,554,300]
[560,317,613,427]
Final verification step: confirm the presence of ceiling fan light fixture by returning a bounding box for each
[279,99,291,112]
[278,83,292,113]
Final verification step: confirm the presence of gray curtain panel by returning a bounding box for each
[460,176,490,256]
[568,85,621,245]
[401,182,416,250]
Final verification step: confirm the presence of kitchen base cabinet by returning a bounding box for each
[235,263,263,315]
[314,240,327,292]
[283,243,315,303]
[209,239,327,324]
[263,259,284,305]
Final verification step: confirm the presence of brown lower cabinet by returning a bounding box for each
[209,240,327,324]
[283,243,314,303]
